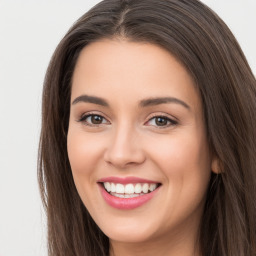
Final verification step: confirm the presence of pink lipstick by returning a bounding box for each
[98,176,161,210]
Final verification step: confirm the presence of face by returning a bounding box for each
[67,40,215,247]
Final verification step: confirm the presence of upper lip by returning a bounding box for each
[97,176,160,185]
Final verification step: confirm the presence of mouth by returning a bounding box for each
[100,182,161,198]
[97,177,162,210]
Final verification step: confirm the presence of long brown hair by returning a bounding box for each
[38,0,256,255]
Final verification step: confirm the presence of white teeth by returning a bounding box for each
[115,184,125,193]
[111,183,116,193]
[104,182,111,192]
[111,193,140,198]
[125,184,134,194]
[134,183,142,193]
[115,193,124,198]
[103,182,158,195]
[142,183,149,193]
[149,183,157,192]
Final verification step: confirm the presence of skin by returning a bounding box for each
[67,39,218,256]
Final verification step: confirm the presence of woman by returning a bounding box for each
[38,0,256,255]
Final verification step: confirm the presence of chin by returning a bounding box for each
[105,228,155,244]
[96,215,161,244]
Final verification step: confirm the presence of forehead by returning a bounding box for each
[71,39,201,111]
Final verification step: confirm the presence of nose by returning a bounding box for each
[103,124,146,169]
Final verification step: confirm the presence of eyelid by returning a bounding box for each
[77,111,111,126]
[76,111,178,128]
[144,113,178,128]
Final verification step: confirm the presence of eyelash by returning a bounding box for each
[78,112,109,127]
[145,114,178,128]
[78,112,178,128]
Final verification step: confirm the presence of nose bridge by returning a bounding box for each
[104,119,145,168]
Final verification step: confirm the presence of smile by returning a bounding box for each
[98,177,161,209]
[103,182,158,197]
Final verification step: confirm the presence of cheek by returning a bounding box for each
[67,128,106,201]
[149,130,211,172]
[67,129,103,173]
[147,130,211,210]
[67,128,109,218]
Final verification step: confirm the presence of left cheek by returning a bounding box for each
[153,137,211,219]
[149,134,211,187]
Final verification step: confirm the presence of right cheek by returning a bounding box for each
[67,138,93,200]
[67,131,106,174]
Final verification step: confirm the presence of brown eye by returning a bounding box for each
[90,115,104,124]
[155,117,168,126]
[146,115,177,128]
[79,114,109,126]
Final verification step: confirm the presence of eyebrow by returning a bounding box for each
[72,95,109,106]
[72,94,190,110]
[139,97,190,109]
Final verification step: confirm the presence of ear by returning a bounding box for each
[211,156,221,174]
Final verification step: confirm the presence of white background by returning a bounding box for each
[0,1,255,255]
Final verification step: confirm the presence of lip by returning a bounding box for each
[98,179,161,210]
[97,176,160,184]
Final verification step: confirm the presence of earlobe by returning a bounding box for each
[211,157,221,174]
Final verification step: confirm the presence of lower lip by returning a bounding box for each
[99,184,160,210]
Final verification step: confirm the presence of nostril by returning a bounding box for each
[103,139,146,168]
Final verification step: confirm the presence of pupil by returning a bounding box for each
[156,117,167,126]
[92,115,102,124]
